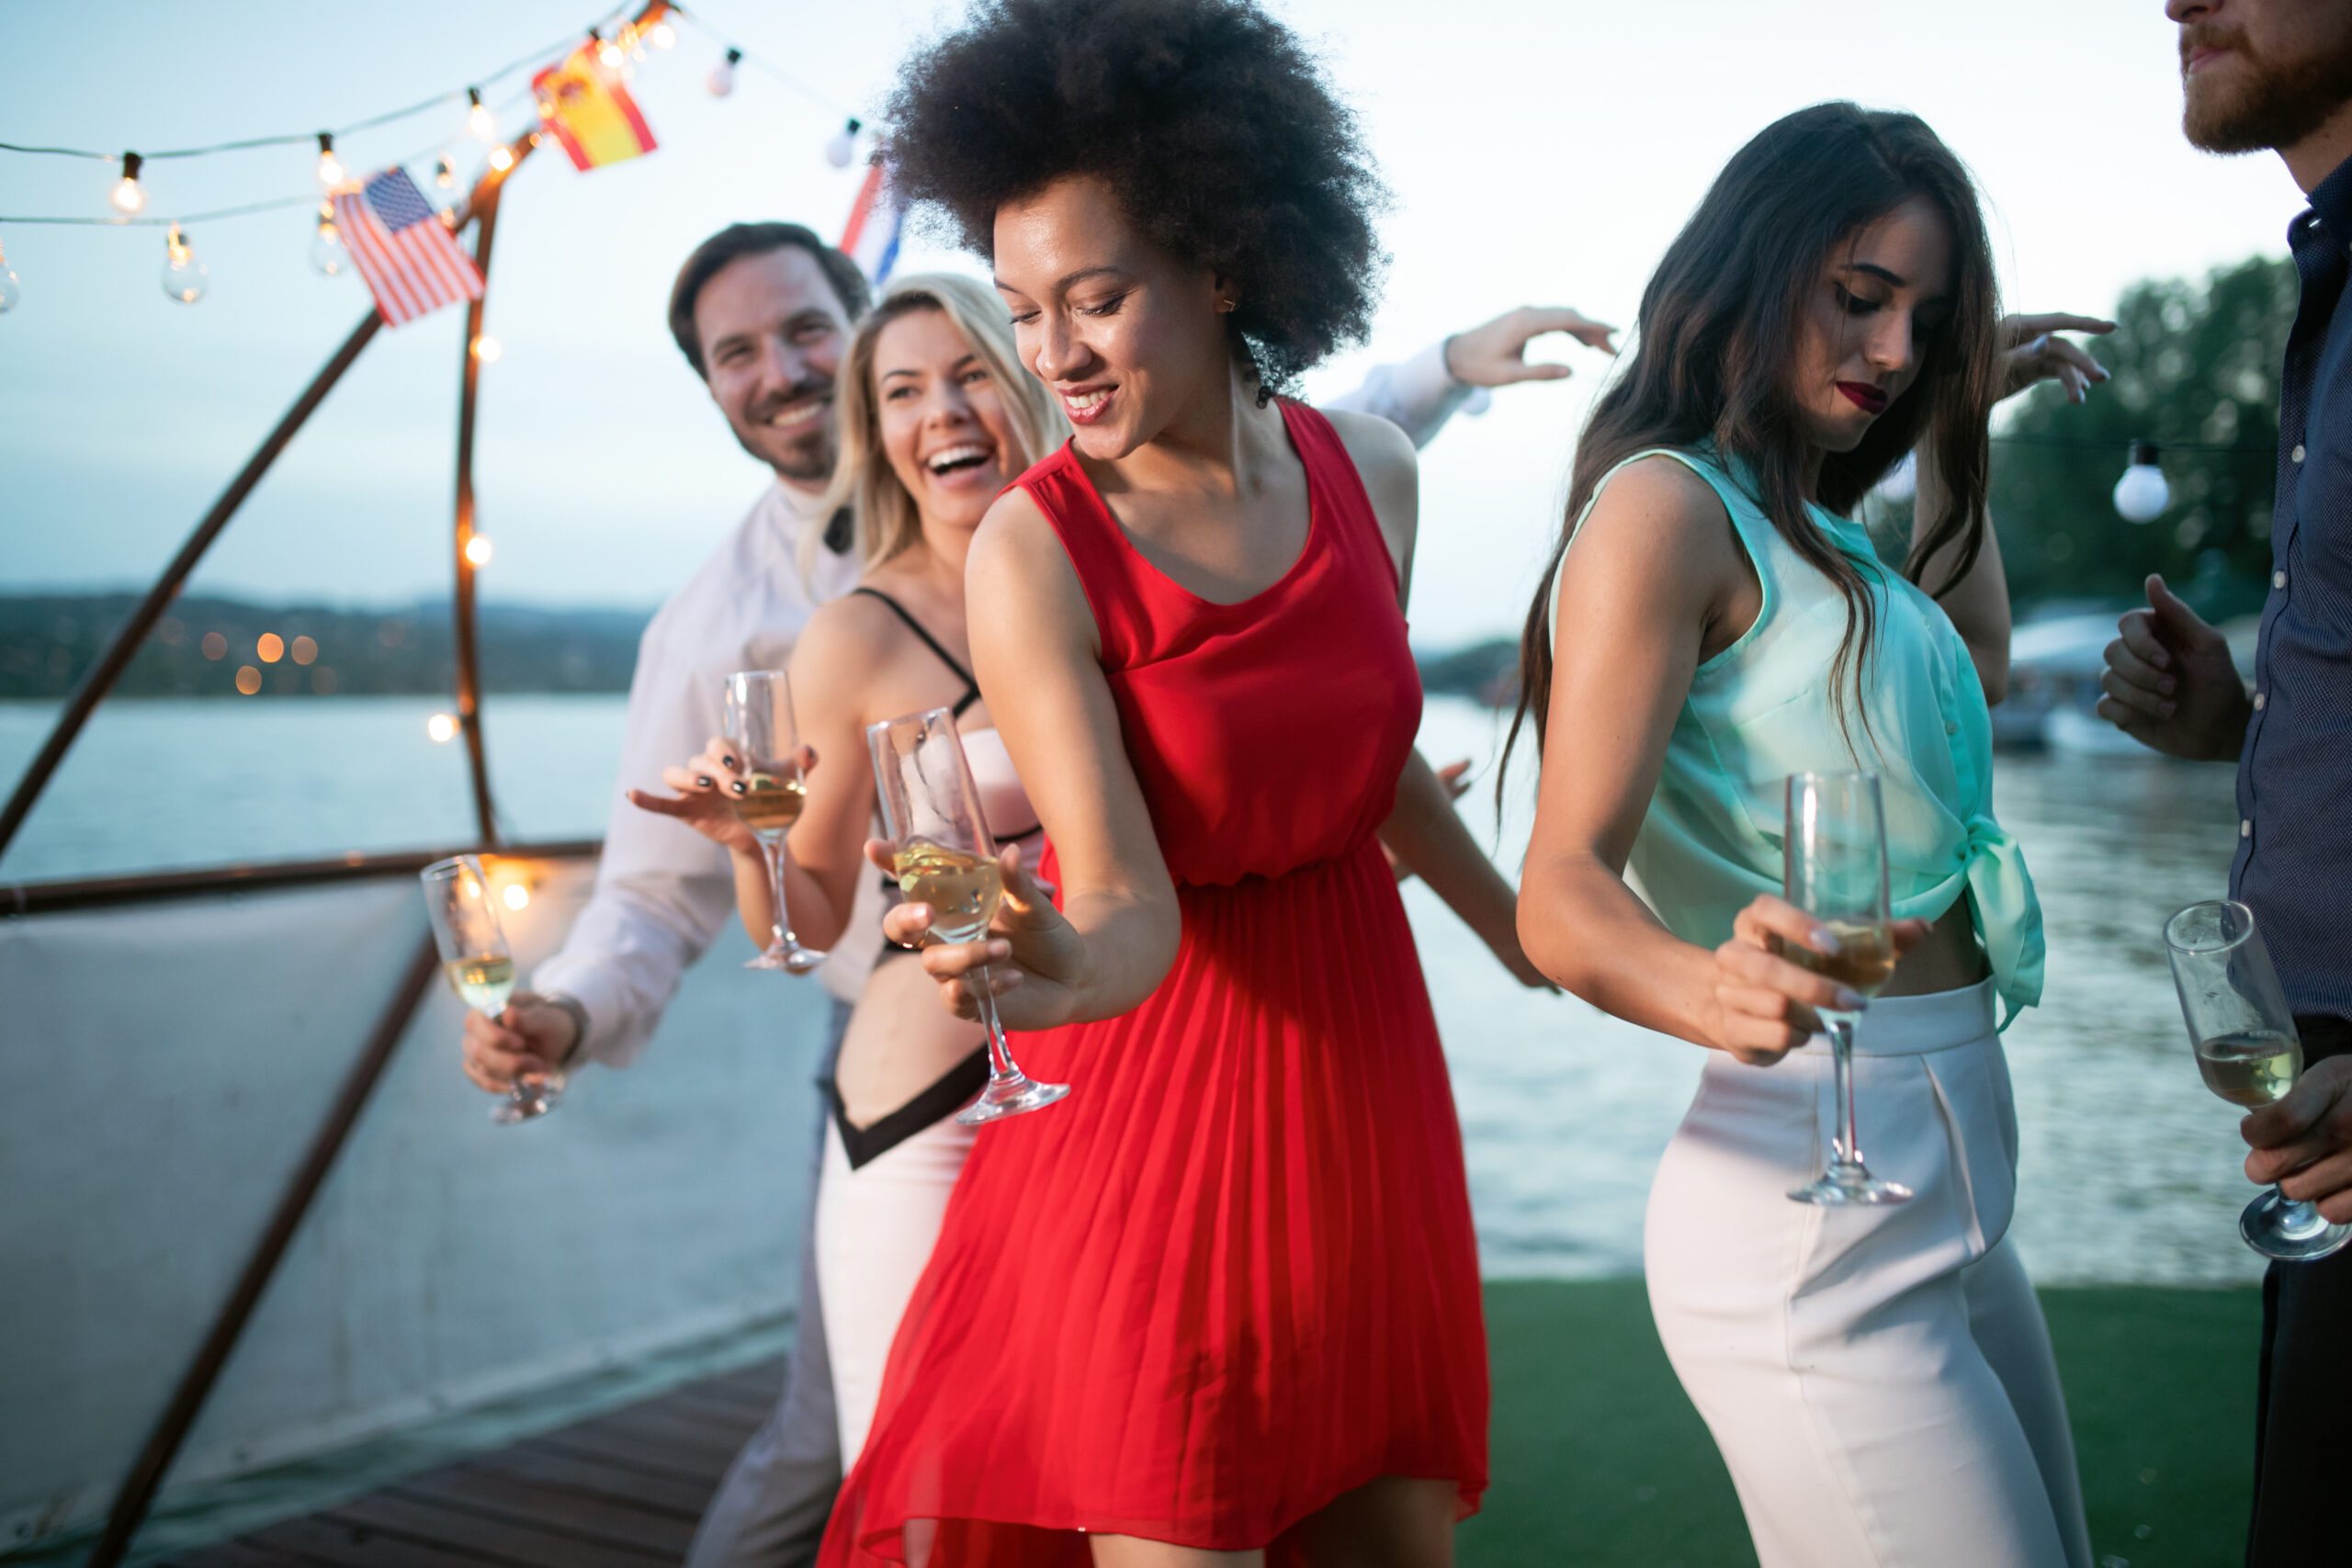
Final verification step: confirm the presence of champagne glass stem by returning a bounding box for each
[764,835,793,956]
[972,964,1021,1083]
[2272,1188,2330,1240]
[1831,1017,1861,1169]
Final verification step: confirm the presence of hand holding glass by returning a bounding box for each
[422,853,560,1124]
[726,670,826,974]
[867,706,1069,1125]
[2164,899,2350,1261]
[1782,771,1910,1206]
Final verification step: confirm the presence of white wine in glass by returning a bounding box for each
[726,670,826,974]
[867,706,1069,1125]
[421,854,560,1124]
[2164,899,2350,1261]
[1783,771,1911,1207]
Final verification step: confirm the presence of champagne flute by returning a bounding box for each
[2163,899,2350,1261]
[867,706,1069,1125]
[421,853,560,1124]
[726,671,827,975]
[1782,771,1911,1206]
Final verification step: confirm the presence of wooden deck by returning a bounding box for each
[164,1359,786,1568]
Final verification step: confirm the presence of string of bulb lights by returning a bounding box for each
[0,4,876,315]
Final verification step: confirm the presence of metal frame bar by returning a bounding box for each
[451,184,504,844]
[4,839,598,917]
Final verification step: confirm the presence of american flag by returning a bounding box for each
[333,168,485,328]
[840,157,904,287]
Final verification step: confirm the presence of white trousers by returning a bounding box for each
[1645,979,2093,1568]
[812,1111,975,1467]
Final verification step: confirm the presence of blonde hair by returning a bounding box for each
[806,271,1068,584]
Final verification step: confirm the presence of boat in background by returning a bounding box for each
[1998,609,2262,755]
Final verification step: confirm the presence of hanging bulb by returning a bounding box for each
[595,28,625,70]
[706,47,741,97]
[109,152,148,216]
[464,534,494,566]
[467,87,498,142]
[315,132,345,190]
[648,19,676,48]
[2113,441,2171,524]
[487,143,514,173]
[824,118,863,169]
[310,202,348,277]
[0,239,19,315]
[434,153,456,189]
[159,224,208,304]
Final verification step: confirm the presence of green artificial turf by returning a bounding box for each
[1461,1279,2261,1568]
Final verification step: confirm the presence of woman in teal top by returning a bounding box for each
[1512,105,2111,1568]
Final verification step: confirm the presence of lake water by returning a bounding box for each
[1,694,2259,1286]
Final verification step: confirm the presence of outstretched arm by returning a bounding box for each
[1325,305,1618,448]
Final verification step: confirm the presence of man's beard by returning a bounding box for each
[732,376,836,484]
[2184,21,2352,154]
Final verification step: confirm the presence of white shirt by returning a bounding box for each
[539,344,1474,1070]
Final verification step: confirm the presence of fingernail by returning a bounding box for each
[1811,926,1843,954]
[729,781,746,795]
[696,774,714,787]
[2091,362,2109,379]
[722,754,738,769]
[2158,677,2176,694]
[1836,987,1868,1010]
[2030,332,2051,353]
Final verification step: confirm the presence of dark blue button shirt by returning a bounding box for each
[2233,154,2352,1020]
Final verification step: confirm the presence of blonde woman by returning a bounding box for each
[638,271,1067,1464]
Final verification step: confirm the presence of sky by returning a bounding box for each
[0,0,2315,649]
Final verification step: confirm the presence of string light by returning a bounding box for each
[487,143,514,172]
[310,201,348,276]
[466,86,499,141]
[706,47,741,98]
[159,224,207,303]
[108,152,148,216]
[824,117,862,169]
[0,239,18,315]
[647,19,676,49]
[315,132,345,189]
[2113,441,2171,523]
[595,28,627,70]
[470,334,501,361]
[434,153,456,189]
[426,712,459,743]
[464,534,495,565]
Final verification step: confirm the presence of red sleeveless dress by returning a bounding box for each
[818,401,1487,1565]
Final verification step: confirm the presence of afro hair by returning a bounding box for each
[884,0,1387,392]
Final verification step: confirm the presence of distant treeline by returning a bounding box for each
[0,593,650,700]
[3,592,1522,707]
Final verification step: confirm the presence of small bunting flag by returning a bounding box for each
[840,157,904,286]
[532,43,658,171]
[333,168,484,327]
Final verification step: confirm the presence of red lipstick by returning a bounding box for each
[1837,381,1888,416]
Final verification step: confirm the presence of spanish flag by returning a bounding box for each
[532,43,658,171]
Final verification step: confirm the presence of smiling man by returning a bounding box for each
[2103,6,2352,1562]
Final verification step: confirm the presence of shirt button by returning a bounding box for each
[2275,570,2289,589]
[2242,819,2254,838]
[1944,717,1959,736]
[2254,692,2267,710]
[2292,443,2307,463]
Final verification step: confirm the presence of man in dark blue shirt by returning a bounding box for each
[2105,3,2352,1561]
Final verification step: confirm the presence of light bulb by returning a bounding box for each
[707,47,741,97]
[159,225,208,304]
[426,712,458,743]
[471,334,501,362]
[2113,441,2170,524]
[0,241,18,315]
[435,154,456,189]
[487,144,514,173]
[467,87,498,142]
[648,19,676,48]
[824,118,862,168]
[316,132,345,190]
[465,534,494,566]
[109,152,147,216]
[597,35,626,70]
[310,204,348,276]
[502,881,530,910]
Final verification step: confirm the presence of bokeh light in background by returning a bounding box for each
[0,1,2303,648]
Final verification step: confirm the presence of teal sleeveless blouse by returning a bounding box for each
[1557,446,2044,1022]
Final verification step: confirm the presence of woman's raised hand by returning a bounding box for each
[872,839,1084,1032]
[628,736,817,854]
[1996,312,2116,404]
[1710,894,1932,1067]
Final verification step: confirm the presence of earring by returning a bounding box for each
[1216,298,1237,314]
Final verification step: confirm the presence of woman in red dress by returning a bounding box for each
[820,2,1542,1562]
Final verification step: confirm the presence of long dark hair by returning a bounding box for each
[1504,103,2001,780]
